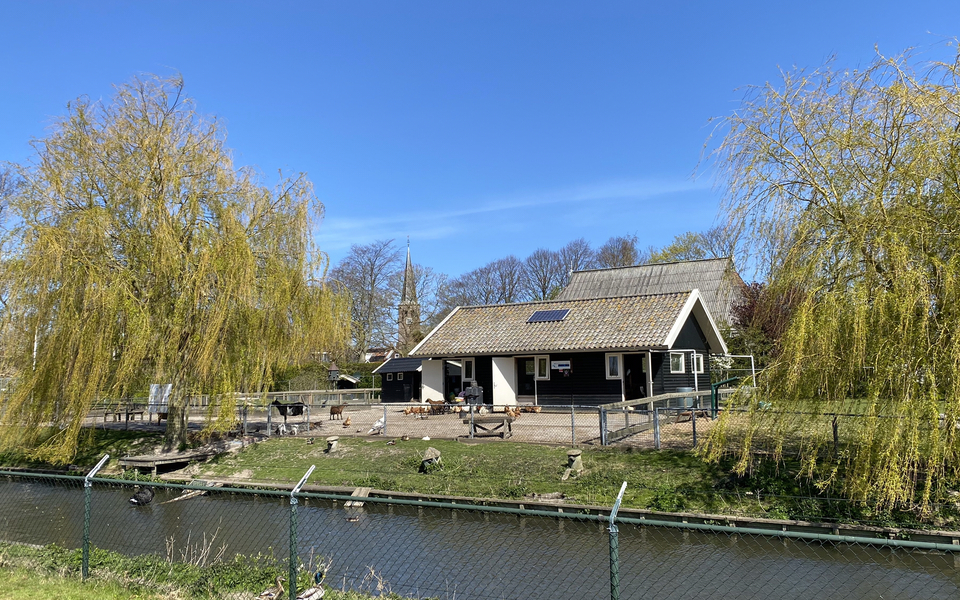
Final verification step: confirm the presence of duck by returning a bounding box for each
[129,485,154,506]
[258,575,285,599]
[296,567,326,600]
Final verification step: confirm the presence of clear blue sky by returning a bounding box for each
[2,1,958,279]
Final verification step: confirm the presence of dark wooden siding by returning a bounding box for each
[534,352,622,407]
[380,371,421,402]
[653,315,712,399]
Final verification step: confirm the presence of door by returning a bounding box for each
[623,353,647,400]
[421,360,443,403]
[516,357,536,398]
[491,357,517,406]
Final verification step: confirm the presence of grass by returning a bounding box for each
[1,426,951,527]
[201,436,728,508]
[0,542,424,600]
[0,428,164,471]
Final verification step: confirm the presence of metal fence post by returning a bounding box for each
[571,404,576,447]
[82,454,110,581]
[692,402,698,448]
[470,407,475,439]
[654,408,661,450]
[609,481,627,600]
[383,405,388,437]
[290,465,315,600]
[267,405,272,437]
[599,408,607,446]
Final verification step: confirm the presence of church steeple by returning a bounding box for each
[398,237,421,355]
[400,237,417,306]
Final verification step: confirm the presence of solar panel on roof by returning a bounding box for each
[527,309,570,323]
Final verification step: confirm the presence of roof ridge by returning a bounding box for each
[456,290,693,311]
[570,256,733,275]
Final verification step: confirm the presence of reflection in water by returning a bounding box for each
[0,478,958,599]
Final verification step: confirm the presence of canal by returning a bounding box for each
[0,476,958,599]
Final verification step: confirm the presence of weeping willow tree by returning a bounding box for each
[701,46,960,513]
[0,75,351,460]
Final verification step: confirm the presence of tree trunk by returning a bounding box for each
[163,385,190,451]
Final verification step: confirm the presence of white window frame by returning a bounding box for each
[462,358,475,384]
[397,372,404,381]
[606,353,622,379]
[386,373,394,381]
[670,352,685,374]
[693,353,704,374]
[535,355,550,380]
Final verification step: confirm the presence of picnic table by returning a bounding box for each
[102,405,147,428]
[462,415,515,439]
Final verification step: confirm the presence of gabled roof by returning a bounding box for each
[372,357,423,374]
[557,258,742,324]
[410,290,726,357]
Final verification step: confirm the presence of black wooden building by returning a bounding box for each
[372,357,423,403]
[409,290,726,408]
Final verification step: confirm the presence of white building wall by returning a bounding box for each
[421,359,443,403]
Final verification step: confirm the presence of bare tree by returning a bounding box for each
[523,248,563,300]
[492,255,526,303]
[596,234,646,268]
[557,238,596,287]
[330,239,402,359]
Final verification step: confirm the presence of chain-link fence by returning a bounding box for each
[1,469,959,599]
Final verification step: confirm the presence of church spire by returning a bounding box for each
[401,236,417,305]
[398,237,421,354]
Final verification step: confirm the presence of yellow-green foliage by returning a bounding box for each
[704,46,960,513]
[0,75,350,461]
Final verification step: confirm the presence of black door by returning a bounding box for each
[623,353,646,400]
[516,357,536,397]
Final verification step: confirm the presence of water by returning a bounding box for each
[1,476,959,599]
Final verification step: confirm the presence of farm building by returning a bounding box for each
[409,289,727,408]
[373,357,423,403]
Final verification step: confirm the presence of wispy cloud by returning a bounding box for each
[316,177,709,253]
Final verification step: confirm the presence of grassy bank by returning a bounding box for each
[197,436,940,527]
[0,542,421,599]
[2,428,953,528]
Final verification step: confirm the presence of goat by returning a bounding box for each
[329,404,345,420]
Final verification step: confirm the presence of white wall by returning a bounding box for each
[421,360,443,403]
[491,357,517,407]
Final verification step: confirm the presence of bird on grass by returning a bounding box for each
[129,485,154,506]
[258,576,285,599]
[297,567,326,600]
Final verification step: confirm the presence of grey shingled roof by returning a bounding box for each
[410,292,691,357]
[372,357,423,374]
[557,258,742,324]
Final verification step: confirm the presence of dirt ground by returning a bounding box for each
[85,402,709,451]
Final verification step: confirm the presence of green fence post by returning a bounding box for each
[290,465,315,600]
[609,481,627,600]
[82,454,110,581]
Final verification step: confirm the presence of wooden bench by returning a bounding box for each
[462,415,514,439]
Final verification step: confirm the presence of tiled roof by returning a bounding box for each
[557,258,742,324]
[372,357,423,374]
[410,292,691,357]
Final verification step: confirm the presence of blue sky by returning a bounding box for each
[2,1,958,279]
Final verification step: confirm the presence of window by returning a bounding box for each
[670,353,685,374]
[606,353,622,379]
[386,373,394,381]
[397,372,404,381]
[462,358,475,383]
[535,355,549,380]
[693,354,704,374]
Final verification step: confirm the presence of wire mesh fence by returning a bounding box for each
[1,470,960,599]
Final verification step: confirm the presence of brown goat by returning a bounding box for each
[329,404,345,420]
